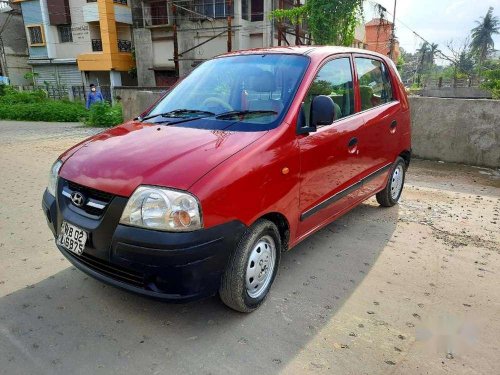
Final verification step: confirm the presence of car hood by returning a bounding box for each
[59,120,266,197]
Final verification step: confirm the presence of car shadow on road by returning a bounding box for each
[0,200,398,375]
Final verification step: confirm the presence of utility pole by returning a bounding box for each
[295,0,300,45]
[389,0,397,60]
[171,2,179,77]
[227,0,232,52]
[277,0,283,46]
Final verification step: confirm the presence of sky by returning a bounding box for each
[363,0,500,64]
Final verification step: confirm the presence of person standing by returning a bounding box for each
[86,83,104,109]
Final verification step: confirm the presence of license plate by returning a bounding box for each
[57,221,87,255]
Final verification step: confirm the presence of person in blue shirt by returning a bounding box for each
[86,83,104,109]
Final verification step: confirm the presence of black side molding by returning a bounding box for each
[300,163,392,221]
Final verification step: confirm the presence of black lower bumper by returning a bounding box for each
[42,187,246,302]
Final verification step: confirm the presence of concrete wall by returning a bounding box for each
[409,97,499,168]
[114,86,166,120]
[417,87,492,99]
[114,89,500,168]
[0,12,30,85]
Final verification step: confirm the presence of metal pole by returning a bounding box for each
[389,0,397,60]
[295,0,300,45]
[172,3,179,77]
[227,0,232,52]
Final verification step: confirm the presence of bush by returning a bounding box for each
[0,101,87,122]
[0,86,123,125]
[85,102,123,127]
[0,86,47,104]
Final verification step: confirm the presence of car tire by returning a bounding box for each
[219,219,281,313]
[376,156,406,207]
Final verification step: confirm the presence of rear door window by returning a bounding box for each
[301,57,355,127]
[355,57,394,111]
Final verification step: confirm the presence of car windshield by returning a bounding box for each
[144,54,309,131]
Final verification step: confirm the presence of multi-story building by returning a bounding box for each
[351,23,366,49]
[14,0,137,90]
[365,18,400,62]
[131,0,305,86]
[0,1,31,85]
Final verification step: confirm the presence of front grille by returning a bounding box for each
[62,180,114,218]
[67,181,114,202]
[65,249,145,288]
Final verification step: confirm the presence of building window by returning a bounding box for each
[113,0,128,5]
[193,0,232,19]
[92,39,103,51]
[58,25,73,43]
[154,70,177,87]
[251,0,263,22]
[241,0,249,20]
[27,25,44,46]
[118,39,132,52]
[144,0,169,26]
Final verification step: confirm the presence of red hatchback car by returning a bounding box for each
[42,46,411,312]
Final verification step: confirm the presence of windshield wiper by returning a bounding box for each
[215,110,278,120]
[141,109,215,122]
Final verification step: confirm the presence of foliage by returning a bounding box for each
[23,71,40,86]
[269,0,363,46]
[396,55,405,74]
[85,102,123,127]
[470,7,500,64]
[480,59,500,98]
[0,88,47,104]
[0,101,87,122]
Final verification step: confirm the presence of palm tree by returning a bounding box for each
[427,43,439,66]
[470,7,499,64]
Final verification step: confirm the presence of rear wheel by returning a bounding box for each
[376,157,406,207]
[219,219,281,313]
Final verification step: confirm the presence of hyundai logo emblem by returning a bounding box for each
[70,191,85,207]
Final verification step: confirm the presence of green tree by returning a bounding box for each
[470,7,499,65]
[270,0,363,46]
[481,59,500,98]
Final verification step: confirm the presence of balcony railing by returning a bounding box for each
[91,39,103,51]
[90,39,132,53]
[86,0,127,4]
[118,39,132,52]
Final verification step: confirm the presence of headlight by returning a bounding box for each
[47,160,63,196]
[119,186,202,232]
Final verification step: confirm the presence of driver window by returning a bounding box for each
[302,57,354,128]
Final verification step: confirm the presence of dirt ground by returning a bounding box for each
[0,121,499,375]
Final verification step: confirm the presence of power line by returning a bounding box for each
[366,0,455,63]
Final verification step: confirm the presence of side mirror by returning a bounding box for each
[297,95,335,135]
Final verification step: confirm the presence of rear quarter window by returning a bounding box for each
[355,57,395,111]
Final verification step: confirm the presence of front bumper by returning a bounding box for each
[42,184,246,302]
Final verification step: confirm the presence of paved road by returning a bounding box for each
[0,121,499,375]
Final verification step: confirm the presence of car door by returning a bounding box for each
[297,55,363,238]
[352,55,402,200]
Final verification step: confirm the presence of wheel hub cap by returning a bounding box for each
[246,235,276,298]
[390,165,404,200]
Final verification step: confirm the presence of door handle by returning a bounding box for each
[348,137,358,148]
[390,120,397,129]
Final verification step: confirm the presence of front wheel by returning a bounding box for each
[219,219,281,313]
[376,157,406,207]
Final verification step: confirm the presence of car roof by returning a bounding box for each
[221,45,390,61]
